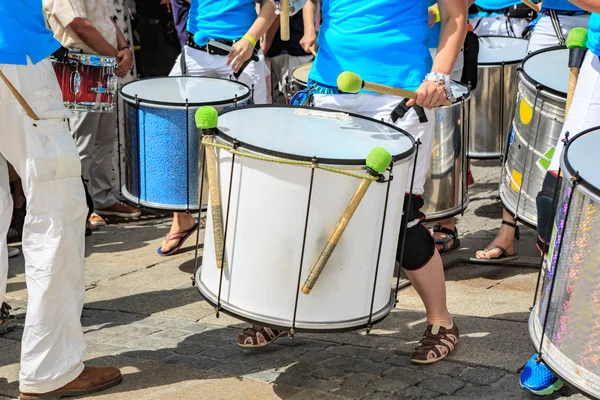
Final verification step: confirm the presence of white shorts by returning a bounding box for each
[471,15,529,37]
[169,45,270,104]
[312,93,434,195]
[527,13,590,53]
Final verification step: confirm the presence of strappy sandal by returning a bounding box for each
[0,303,16,335]
[410,322,460,364]
[156,217,204,256]
[433,225,461,255]
[470,220,520,264]
[236,325,287,348]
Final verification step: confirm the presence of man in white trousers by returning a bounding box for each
[0,1,122,399]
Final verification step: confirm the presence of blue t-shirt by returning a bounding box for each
[588,13,600,56]
[0,0,61,65]
[473,0,520,11]
[188,0,256,46]
[542,0,582,11]
[310,0,432,91]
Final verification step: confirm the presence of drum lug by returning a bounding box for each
[70,71,81,95]
[108,75,118,94]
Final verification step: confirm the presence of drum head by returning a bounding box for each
[120,77,251,107]
[217,105,415,164]
[521,47,569,96]
[564,127,600,197]
[477,36,529,65]
[292,62,313,85]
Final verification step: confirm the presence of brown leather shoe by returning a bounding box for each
[95,201,141,218]
[20,366,122,400]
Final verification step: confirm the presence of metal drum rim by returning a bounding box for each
[476,35,529,66]
[216,104,417,166]
[119,76,252,107]
[195,269,395,333]
[519,45,569,99]
[562,126,600,201]
[517,71,567,106]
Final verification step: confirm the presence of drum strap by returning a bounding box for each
[390,99,428,124]
[548,9,566,46]
[0,70,39,120]
[180,46,187,76]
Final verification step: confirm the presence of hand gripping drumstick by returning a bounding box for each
[337,71,452,107]
[301,147,392,295]
[195,106,226,269]
[566,28,588,117]
[279,0,290,41]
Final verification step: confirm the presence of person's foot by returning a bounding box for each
[410,321,459,364]
[433,224,460,255]
[159,214,199,255]
[0,302,16,335]
[95,201,141,218]
[236,325,287,348]
[20,366,122,400]
[88,213,106,227]
[520,354,564,396]
[472,220,519,261]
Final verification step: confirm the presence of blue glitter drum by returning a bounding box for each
[119,77,251,210]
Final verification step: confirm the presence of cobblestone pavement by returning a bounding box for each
[0,161,591,399]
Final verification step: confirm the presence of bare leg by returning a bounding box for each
[160,212,196,253]
[404,249,452,327]
[474,208,517,259]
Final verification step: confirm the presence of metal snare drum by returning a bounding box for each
[467,36,528,159]
[500,47,568,227]
[530,127,600,398]
[291,61,311,91]
[423,82,471,221]
[119,77,251,210]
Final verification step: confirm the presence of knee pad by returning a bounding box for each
[399,223,435,271]
[536,172,562,253]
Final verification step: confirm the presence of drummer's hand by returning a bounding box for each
[428,7,437,28]
[407,80,447,109]
[300,31,317,54]
[116,48,133,78]
[227,37,255,73]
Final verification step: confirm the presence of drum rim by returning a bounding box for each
[216,104,417,165]
[291,61,313,85]
[519,45,568,98]
[119,76,252,107]
[476,35,529,66]
[563,126,600,199]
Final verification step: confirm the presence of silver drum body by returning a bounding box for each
[423,82,471,221]
[499,48,568,227]
[467,36,528,159]
[530,128,600,399]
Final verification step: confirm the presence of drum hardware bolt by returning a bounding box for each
[570,172,581,183]
[366,325,372,334]
[215,307,221,318]
[288,329,295,339]
[190,276,196,286]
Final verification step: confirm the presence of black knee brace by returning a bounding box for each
[396,194,435,271]
[536,172,562,253]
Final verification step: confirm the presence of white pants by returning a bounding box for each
[312,94,434,195]
[268,53,313,104]
[527,13,591,53]
[170,45,270,104]
[471,15,529,37]
[549,52,600,172]
[0,58,87,393]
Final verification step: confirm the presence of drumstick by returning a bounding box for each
[195,106,226,269]
[521,0,539,12]
[302,147,392,295]
[565,28,588,117]
[310,47,317,57]
[337,71,452,107]
[280,0,290,41]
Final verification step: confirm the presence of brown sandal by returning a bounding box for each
[236,325,287,348]
[410,322,459,364]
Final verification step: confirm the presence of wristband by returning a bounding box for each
[429,5,441,24]
[424,72,454,101]
[118,46,131,52]
[243,34,257,47]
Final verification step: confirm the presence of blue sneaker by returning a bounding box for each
[520,353,564,396]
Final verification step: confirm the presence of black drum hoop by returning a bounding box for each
[119,76,252,107]
[216,104,416,166]
[563,126,600,199]
[519,45,568,99]
[477,35,530,66]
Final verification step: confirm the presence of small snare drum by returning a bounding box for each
[52,51,117,112]
[291,61,312,91]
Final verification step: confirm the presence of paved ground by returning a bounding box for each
[0,160,590,399]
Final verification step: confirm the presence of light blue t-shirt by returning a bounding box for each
[473,0,520,11]
[542,0,583,12]
[588,13,600,56]
[188,0,256,46]
[0,0,61,65]
[310,0,432,91]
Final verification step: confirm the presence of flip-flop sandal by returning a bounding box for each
[157,218,202,256]
[469,245,520,264]
[236,325,287,348]
[433,225,461,255]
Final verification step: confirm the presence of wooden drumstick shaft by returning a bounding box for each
[362,81,452,107]
[203,136,226,269]
[566,66,579,117]
[302,179,372,295]
[310,47,317,57]
[280,0,290,41]
[521,0,539,12]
